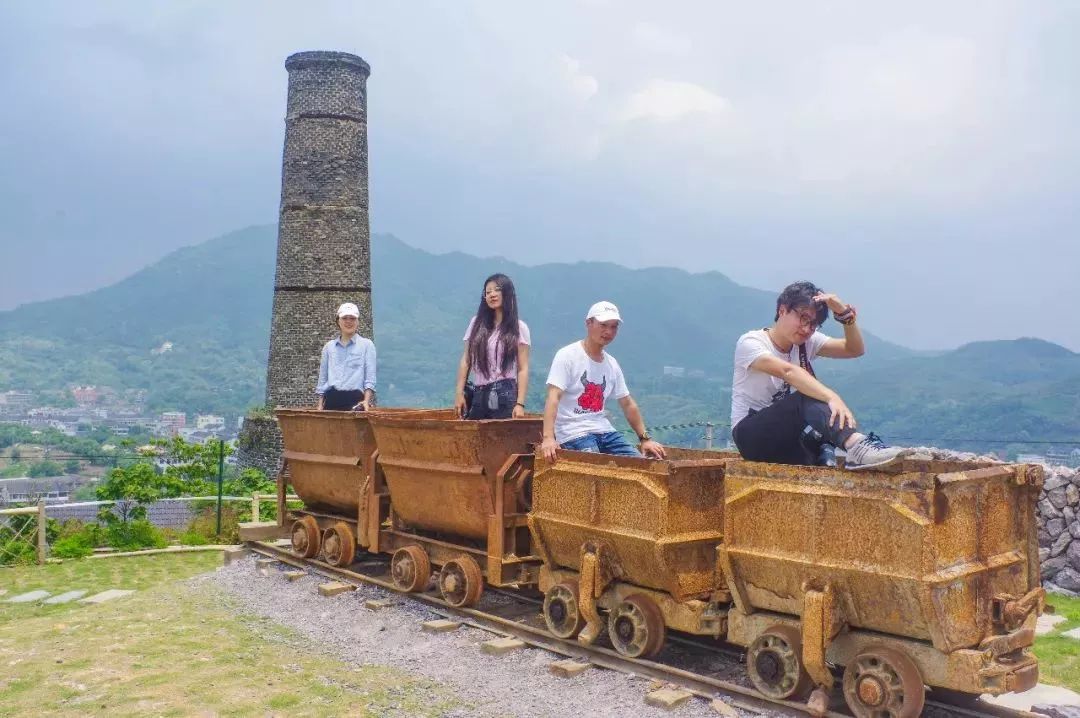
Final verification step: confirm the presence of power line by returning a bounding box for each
[621,422,1080,447]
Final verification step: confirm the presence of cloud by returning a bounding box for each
[618,79,729,123]
[559,53,598,101]
[631,21,692,56]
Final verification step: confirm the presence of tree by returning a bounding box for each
[64,458,81,474]
[95,462,165,524]
[154,437,232,495]
[28,460,63,478]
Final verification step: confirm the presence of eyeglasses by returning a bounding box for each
[793,312,820,329]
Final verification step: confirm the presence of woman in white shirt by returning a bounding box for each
[454,274,531,419]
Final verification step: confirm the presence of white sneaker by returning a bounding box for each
[846,433,914,470]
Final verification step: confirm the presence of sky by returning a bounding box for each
[0,1,1077,351]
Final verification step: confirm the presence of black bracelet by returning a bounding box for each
[514,402,525,408]
[834,305,857,325]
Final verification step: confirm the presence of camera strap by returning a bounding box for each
[798,343,816,378]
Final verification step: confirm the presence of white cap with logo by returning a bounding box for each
[336,302,361,318]
[586,301,622,324]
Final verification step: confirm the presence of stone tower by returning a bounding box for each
[237,51,372,477]
[266,50,373,409]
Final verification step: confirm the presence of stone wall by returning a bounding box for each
[235,415,283,478]
[1037,464,1080,594]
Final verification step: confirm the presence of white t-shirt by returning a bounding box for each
[462,317,531,386]
[730,329,830,429]
[546,341,630,444]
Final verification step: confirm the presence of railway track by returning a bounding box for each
[245,541,1041,718]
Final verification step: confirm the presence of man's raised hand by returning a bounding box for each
[813,292,848,314]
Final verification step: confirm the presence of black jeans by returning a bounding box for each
[466,378,518,420]
[323,388,364,411]
[732,392,856,465]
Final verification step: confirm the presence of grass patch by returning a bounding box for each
[0,553,220,624]
[0,553,460,716]
[1035,593,1080,692]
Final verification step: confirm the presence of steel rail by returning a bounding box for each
[246,541,1041,718]
[248,541,811,716]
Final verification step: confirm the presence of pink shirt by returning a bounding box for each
[463,317,531,386]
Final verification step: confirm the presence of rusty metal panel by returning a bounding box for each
[721,458,1042,653]
[368,415,542,540]
[530,448,733,601]
[275,408,454,516]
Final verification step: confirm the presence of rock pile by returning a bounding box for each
[1036,465,1080,594]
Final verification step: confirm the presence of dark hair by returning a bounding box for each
[774,281,828,325]
[467,273,521,377]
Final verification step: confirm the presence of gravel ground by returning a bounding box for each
[195,557,773,718]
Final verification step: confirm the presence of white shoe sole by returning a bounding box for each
[846,448,917,471]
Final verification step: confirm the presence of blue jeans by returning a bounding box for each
[560,431,642,457]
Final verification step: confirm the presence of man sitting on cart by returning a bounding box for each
[540,301,666,462]
[730,281,913,469]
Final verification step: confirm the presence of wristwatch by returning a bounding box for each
[638,431,652,441]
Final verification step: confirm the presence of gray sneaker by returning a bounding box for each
[846,433,914,470]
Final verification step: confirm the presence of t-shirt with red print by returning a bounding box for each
[545,340,630,444]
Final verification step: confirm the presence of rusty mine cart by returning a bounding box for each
[277,408,1044,716]
[276,408,543,608]
[530,451,1045,717]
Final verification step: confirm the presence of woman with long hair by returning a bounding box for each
[454,274,530,419]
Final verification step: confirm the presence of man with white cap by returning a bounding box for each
[315,302,377,411]
[540,301,666,462]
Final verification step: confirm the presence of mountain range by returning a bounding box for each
[1,225,1077,456]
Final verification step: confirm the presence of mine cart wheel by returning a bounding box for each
[543,581,585,639]
[291,515,321,559]
[438,555,484,607]
[746,625,813,700]
[842,646,925,718]
[607,594,666,659]
[321,522,356,568]
[391,545,431,593]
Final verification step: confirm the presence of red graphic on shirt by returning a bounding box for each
[577,372,607,413]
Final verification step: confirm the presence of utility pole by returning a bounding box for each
[37,499,47,565]
[215,440,225,536]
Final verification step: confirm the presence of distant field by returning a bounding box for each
[0,553,457,717]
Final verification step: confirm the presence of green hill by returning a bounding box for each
[1,225,1077,455]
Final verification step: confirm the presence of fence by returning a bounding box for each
[0,501,47,566]
[0,492,299,567]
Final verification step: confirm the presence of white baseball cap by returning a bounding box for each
[336,302,360,318]
[586,300,622,324]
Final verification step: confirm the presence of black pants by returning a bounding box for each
[323,388,364,411]
[732,392,856,465]
[466,378,517,420]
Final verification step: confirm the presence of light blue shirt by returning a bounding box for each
[316,335,377,395]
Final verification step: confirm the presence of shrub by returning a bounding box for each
[178,530,211,546]
[51,534,94,559]
[0,538,36,566]
[185,505,241,544]
[106,519,168,551]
